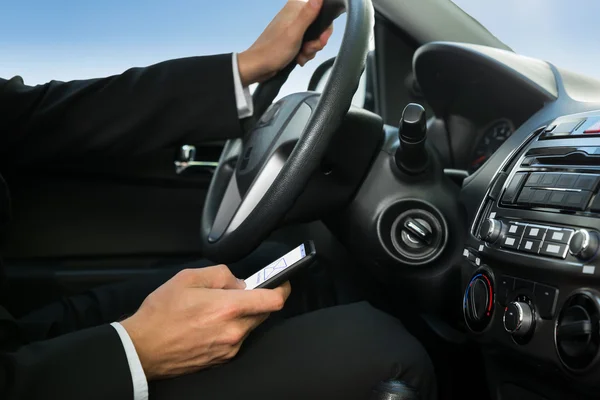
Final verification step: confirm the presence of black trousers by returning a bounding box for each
[19,243,437,400]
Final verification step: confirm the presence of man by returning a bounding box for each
[0,1,437,399]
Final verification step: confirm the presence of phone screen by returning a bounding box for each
[244,243,307,290]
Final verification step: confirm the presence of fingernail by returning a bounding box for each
[237,278,247,288]
[309,0,321,9]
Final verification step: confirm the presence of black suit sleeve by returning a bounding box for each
[1,324,133,400]
[0,54,243,166]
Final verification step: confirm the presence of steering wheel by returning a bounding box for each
[200,0,374,262]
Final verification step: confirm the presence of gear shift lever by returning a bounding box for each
[395,103,429,175]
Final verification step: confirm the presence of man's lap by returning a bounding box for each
[17,242,436,399]
[150,302,437,400]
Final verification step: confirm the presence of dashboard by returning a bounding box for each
[329,40,600,400]
[469,119,514,173]
[412,42,600,400]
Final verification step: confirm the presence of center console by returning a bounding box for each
[462,111,600,397]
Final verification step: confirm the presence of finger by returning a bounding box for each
[302,39,324,54]
[230,283,291,315]
[299,53,317,65]
[273,281,292,302]
[178,265,245,290]
[292,0,323,35]
[297,54,309,67]
[241,313,271,335]
[319,24,334,46]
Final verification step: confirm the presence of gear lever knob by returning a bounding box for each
[395,103,429,175]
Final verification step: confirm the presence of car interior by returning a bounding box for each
[4,0,600,399]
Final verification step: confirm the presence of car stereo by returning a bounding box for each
[462,110,600,381]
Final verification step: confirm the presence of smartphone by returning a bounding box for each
[244,241,316,290]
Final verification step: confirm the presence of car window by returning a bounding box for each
[0,0,345,99]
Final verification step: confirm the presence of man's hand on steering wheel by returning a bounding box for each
[237,0,334,86]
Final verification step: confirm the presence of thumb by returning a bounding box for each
[294,0,323,32]
[180,265,246,290]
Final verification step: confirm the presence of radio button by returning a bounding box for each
[519,239,542,254]
[507,223,525,236]
[546,229,573,244]
[574,174,600,191]
[540,242,568,258]
[564,191,593,211]
[531,190,550,206]
[501,236,520,250]
[517,187,535,205]
[556,173,579,189]
[524,226,546,240]
[547,191,568,207]
[541,173,561,187]
[525,173,544,187]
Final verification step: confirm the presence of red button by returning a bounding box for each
[584,121,600,134]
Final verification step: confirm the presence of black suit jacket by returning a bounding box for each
[0,54,243,399]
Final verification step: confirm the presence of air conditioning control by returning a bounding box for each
[464,272,494,332]
[569,229,600,261]
[504,301,534,337]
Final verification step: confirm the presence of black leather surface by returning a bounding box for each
[201,0,374,262]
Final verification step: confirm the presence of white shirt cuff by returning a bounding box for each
[232,53,254,119]
[111,322,149,400]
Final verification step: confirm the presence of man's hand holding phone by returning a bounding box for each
[121,265,291,380]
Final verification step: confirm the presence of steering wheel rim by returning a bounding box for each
[200,0,374,263]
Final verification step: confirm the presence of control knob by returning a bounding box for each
[480,218,503,244]
[504,301,534,337]
[569,229,600,261]
[464,273,494,332]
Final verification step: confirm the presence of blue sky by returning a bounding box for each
[0,0,344,96]
[453,0,600,80]
[1,0,599,96]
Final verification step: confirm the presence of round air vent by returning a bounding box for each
[555,291,600,372]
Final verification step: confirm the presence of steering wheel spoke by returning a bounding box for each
[200,0,374,262]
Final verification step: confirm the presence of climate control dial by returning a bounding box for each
[504,301,534,337]
[464,272,494,332]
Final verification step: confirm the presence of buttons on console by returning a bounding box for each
[524,226,546,240]
[540,242,568,258]
[519,239,542,254]
[564,191,593,211]
[541,173,561,187]
[547,191,568,207]
[574,174,600,191]
[501,236,520,249]
[546,229,573,244]
[525,173,543,187]
[517,187,535,205]
[507,223,525,236]
[556,173,579,188]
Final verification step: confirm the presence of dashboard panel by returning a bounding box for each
[414,42,600,400]
[469,119,514,173]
